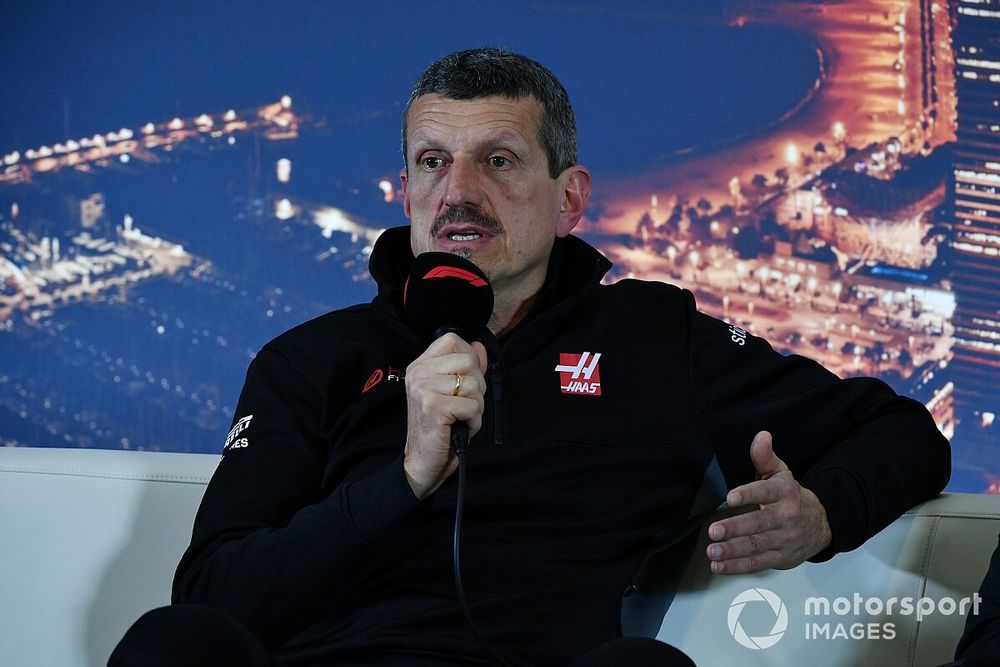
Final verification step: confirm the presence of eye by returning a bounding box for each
[421,156,444,170]
[488,155,511,169]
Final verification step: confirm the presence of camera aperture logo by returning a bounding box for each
[725,589,981,649]
[728,588,789,650]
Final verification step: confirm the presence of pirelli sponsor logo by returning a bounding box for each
[223,414,253,454]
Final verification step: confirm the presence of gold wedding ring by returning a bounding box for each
[452,374,463,396]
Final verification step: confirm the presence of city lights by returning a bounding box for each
[275,198,294,220]
[3,99,298,185]
[276,158,291,183]
[785,143,800,166]
[379,179,394,202]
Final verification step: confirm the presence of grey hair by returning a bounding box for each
[401,47,578,179]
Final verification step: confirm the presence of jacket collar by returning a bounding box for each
[368,226,612,319]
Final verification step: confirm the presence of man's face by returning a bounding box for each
[401,94,589,306]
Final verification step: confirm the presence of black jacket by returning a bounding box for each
[173,226,950,666]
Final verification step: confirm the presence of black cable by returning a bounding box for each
[453,431,513,667]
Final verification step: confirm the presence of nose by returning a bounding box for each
[442,157,483,209]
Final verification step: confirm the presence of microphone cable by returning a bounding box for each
[452,425,513,667]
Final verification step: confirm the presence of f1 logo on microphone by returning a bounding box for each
[555,352,602,396]
[422,266,488,287]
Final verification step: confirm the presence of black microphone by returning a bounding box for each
[403,251,493,451]
[403,251,494,346]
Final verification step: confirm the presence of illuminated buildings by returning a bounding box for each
[948,0,1000,452]
[800,143,949,271]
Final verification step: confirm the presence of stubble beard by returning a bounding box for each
[429,204,502,272]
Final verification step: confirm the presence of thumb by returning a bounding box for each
[472,341,489,374]
[750,431,786,479]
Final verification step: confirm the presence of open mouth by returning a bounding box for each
[448,231,482,242]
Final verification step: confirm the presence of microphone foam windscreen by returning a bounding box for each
[404,252,494,343]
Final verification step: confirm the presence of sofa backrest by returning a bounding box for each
[0,447,219,667]
[2,447,998,667]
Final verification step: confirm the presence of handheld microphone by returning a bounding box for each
[403,251,493,452]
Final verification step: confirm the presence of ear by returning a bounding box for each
[399,167,411,219]
[556,165,591,237]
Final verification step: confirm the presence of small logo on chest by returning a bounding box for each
[555,352,602,396]
[362,366,405,393]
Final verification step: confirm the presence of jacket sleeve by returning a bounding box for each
[172,346,429,646]
[683,290,951,560]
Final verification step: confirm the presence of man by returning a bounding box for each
[111,48,950,666]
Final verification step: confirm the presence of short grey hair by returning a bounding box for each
[402,47,578,179]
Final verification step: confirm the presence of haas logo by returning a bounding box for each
[555,352,602,396]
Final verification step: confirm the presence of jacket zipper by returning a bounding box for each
[488,361,504,447]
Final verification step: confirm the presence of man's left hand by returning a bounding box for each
[706,431,832,575]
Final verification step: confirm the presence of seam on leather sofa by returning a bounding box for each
[907,515,941,667]
[0,465,212,484]
[905,511,1000,519]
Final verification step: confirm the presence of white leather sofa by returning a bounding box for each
[1,446,998,667]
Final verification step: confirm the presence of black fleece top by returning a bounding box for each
[173,226,950,666]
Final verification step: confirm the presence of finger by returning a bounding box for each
[415,391,483,430]
[706,531,779,562]
[749,430,789,479]
[410,351,486,379]
[708,507,779,542]
[725,475,791,509]
[710,551,780,575]
[439,371,486,399]
[421,332,474,357]
[446,395,484,430]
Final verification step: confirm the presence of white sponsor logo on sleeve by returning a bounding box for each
[223,415,253,454]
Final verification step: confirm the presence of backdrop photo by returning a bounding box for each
[1,0,996,493]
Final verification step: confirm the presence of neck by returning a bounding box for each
[488,290,539,338]
[485,254,556,338]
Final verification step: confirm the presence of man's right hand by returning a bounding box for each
[403,333,488,499]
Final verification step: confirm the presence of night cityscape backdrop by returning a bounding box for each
[1,0,997,493]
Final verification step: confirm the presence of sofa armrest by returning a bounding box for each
[652,493,1000,666]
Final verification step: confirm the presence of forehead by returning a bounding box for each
[406,94,542,152]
